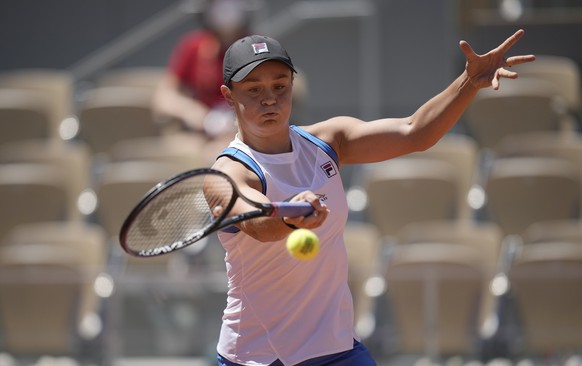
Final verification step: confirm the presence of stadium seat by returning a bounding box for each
[363,157,457,239]
[108,133,210,170]
[0,139,92,221]
[0,69,74,139]
[494,130,582,168]
[407,133,479,220]
[512,54,581,118]
[0,244,83,356]
[95,67,165,91]
[397,220,504,340]
[0,163,68,243]
[508,241,582,356]
[95,161,192,274]
[484,156,581,236]
[78,86,161,155]
[3,221,108,328]
[94,160,186,240]
[464,77,568,149]
[385,242,485,358]
[343,221,383,339]
[0,89,53,146]
[398,220,503,277]
[522,219,582,245]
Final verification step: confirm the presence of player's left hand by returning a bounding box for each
[283,191,329,229]
[460,29,536,90]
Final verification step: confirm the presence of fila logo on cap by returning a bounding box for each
[252,42,269,54]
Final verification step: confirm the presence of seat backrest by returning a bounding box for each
[407,134,479,220]
[78,86,161,155]
[343,221,382,334]
[398,219,503,277]
[364,158,457,238]
[0,69,74,138]
[397,220,504,332]
[0,89,53,146]
[522,219,582,244]
[386,242,485,357]
[464,78,566,149]
[96,67,165,91]
[3,221,108,324]
[0,140,92,221]
[512,54,581,114]
[0,244,82,355]
[509,242,582,353]
[95,161,188,240]
[0,163,68,243]
[108,134,210,170]
[495,131,582,168]
[485,157,581,236]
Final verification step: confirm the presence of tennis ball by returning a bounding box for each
[286,228,319,261]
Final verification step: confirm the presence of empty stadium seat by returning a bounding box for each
[407,133,479,220]
[363,157,458,239]
[508,241,582,356]
[95,160,186,240]
[522,219,582,245]
[3,221,109,328]
[0,69,74,139]
[108,134,210,170]
[0,139,92,221]
[0,89,53,146]
[95,67,165,91]
[385,242,486,358]
[78,86,161,155]
[397,220,505,339]
[0,163,68,243]
[484,157,580,236]
[0,244,83,356]
[495,130,582,168]
[512,54,581,118]
[464,77,568,149]
[343,221,383,338]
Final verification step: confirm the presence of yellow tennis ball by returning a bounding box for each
[286,228,319,261]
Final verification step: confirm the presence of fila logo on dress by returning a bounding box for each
[320,161,337,178]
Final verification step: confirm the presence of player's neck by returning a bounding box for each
[240,127,292,154]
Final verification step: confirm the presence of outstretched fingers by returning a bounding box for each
[496,29,525,54]
[460,29,535,90]
[459,40,477,61]
[506,54,537,67]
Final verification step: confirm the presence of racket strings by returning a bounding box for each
[124,173,234,252]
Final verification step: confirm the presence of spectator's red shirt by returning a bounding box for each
[169,30,226,108]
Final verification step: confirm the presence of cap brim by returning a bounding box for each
[230,59,297,83]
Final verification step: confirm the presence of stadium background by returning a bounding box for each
[0,1,581,366]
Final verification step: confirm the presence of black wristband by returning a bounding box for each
[282,218,298,230]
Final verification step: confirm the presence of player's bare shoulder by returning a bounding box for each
[300,116,364,161]
[213,156,263,193]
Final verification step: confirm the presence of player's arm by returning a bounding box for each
[212,157,328,242]
[312,71,479,164]
[308,29,535,165]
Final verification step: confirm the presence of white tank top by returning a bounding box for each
[216,126,356,366]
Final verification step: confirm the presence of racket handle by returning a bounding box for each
[271,202,314,218]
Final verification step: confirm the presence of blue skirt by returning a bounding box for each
[217,339,377,366]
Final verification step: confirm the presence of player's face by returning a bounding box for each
[223,61,293,135]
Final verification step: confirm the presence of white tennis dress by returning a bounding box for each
[216,126,357,366]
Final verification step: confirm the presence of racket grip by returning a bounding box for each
[271,202,314,218]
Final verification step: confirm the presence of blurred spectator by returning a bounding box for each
[153,0,251,138]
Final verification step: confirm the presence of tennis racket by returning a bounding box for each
[119,168,314,257]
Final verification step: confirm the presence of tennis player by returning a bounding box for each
[211,31,535,365]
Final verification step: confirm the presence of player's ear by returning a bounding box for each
[221,85,234,106]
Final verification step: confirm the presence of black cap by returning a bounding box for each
[223,35,296,85]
